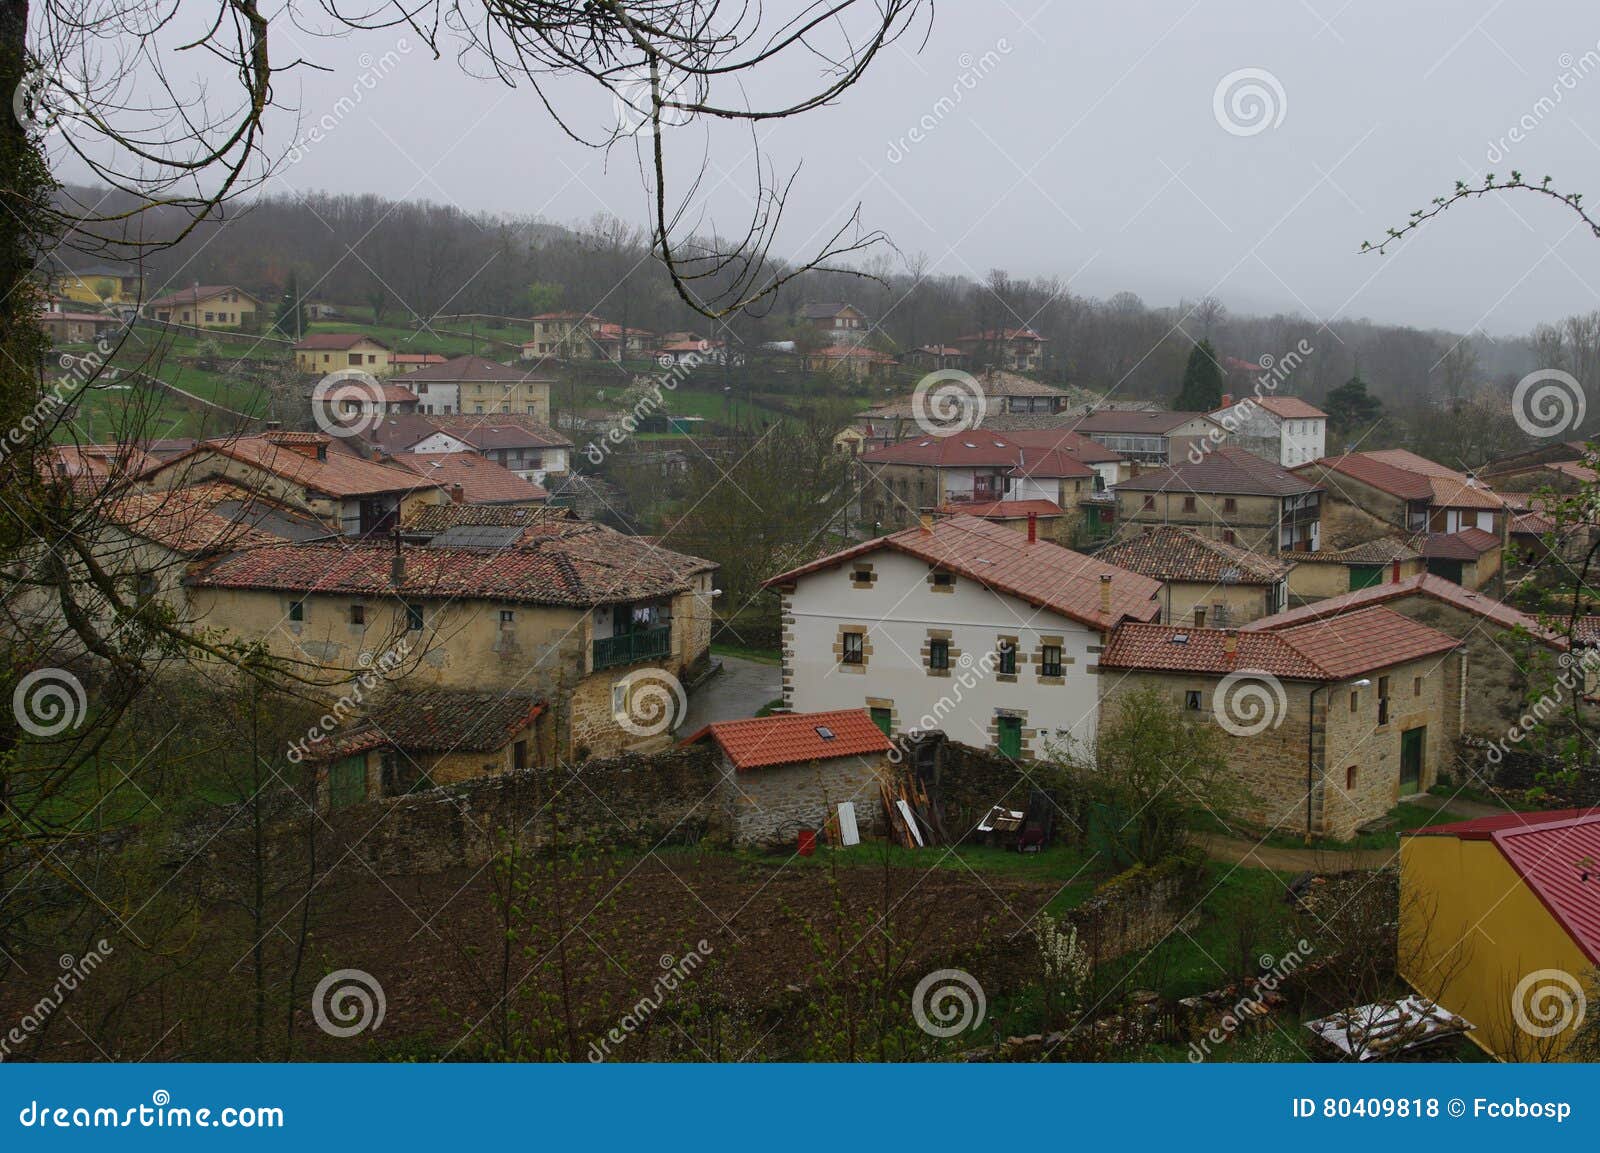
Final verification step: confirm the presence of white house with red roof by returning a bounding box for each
[764,516,1163,760]
[1209,392,1327,467]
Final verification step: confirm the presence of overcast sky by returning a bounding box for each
[71,1,1600,336]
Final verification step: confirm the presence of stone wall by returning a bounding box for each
[1066,853,1207,965]
[723,752,890,847]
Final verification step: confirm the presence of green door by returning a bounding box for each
[1400,727,1425,794]
[327,754,367,810]
[1349,564,1384,591]
[869,707,892,737]
[997,716,1022,759]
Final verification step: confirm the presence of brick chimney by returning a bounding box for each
[1392,558,1401,583]
[1223,630,1239,664]
[1027,511,1037,543]
[919,513,933,534]
[390,528,405,586]
[1099,574,1112,618]
[450,483,465,504]
[1220,392,1233,408]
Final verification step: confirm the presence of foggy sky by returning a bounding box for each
[65,2,1600,335]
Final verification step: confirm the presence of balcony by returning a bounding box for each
[593,624,673,670]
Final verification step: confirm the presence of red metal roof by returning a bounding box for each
[681,709,891,771]
[765,515,1162,631]
[1409,808,1600,965]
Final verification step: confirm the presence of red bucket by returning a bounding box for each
[797,829,817,856]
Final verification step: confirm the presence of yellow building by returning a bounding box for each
[293,333,394,375]
[52,263,146,309]
[144,284,266,330]
[1400,809,1600,1060]
[389,354,554,423]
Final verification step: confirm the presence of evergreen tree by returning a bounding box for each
[1325,372,1384,436]
[273,270,304,338]
[1174,339,1224,411]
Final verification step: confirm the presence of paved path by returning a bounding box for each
[675,655,782,734]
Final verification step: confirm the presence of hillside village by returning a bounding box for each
[10,262,1600,1065]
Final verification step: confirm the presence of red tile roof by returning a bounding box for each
[146,284,262,309]
[391,452,548,504]
[293,333,391,351]
[765,515,1162,630]
[952,327,1048,343]
[1103,605,1458,679]
[105,486,284,554]
[1095,525,1293,584]
[1300,452,1435,501]
[1253,396,1326,420]
[391,353,447,366]
[323,382,419,404]
[995,428,1123,463]
[1302,450,1506,509]
[390,354,555,384]
[1068,410,1214,436]
[154,433,438,499]
[48,444,159,494]
[1115,445,1322,497]
[935,499,1064,519]
[1011,446,1096,479]
[1241,572,1565,647]
[681,709,891,771]
[861,433,1025,468]
[1408,808,1600,965]
[1417,527,1500,560]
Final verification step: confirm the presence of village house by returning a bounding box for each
[315,380,419,427]
[951,327,1048,373]
[904,345,969,371]
[1479,440,1596,493]
[1242,570,1587,740]
[391,352,448,373]
[389,451,548,506]
[1066,409,1221,467]
[800,301,872,347]
[293,333,395,376]
[1294,449,1507,538]
[183,518,718,760]
[655,336,739,367]
[1284,537,1425,602]
[1100,605,1464,839]
[931,501,1073,544]
[36,308,120,345]
[858,432,1091,532]
[764,515,1162,759]
[1113,445,1324,555]
[48,262,146,311]
[526,311,599,358]
[388,354,555,421]
[143,431,445,537]
[680,709,893,847]
[315,689,551,808]
[403,415,571,485]
[1096,525,1293,626]
[1208,393,1327,467]
[800,345,899,381]
[47,444,159,496]
[143,284,264,330]
[1400,808,1600,1060]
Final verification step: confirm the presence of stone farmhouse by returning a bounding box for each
[1095,525,1293,627]
[1113,445,1324,555]
[1208,394,1327,467]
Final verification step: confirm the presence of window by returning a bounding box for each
[1193,607,1207,627]
[1349,690,1359,712]
[349,604,365,626]
[1040,644,1063,678]
[288,599,305,622]
[1414,676,1423,696]
[349,353,363,366]
[1346,765,1358,790]
[405,602,425,631]
[1185,690,1202,711]
[851,567,875,585]
[1183,496,1197,513]
[513,740,529,773]
[928,639,950,671]
[1222,530,1236,544]
[1223,497,1237,513]
[1142,495,1155,511]
[997,641,1016,675]
[1378,676,1391,725]
[931,571,954,588]
[499,609,516,627]
[204,311,215,322]
[842,632,865,665]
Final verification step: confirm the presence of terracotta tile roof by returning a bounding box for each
[105,487,284,554]
[1114,445,1323,496]
[681,709,891,771]
[1067,410,1214,436]
[1253,396,1326,420]
[1416,527,1500,560]
[1425,474,1506,511]
[914,345,966,357]
[48,444,159,494]
[952,327,1048,343]
[1573,617,1600,645]
[154,433,438,499]
[861,433,1024,468]
[146,284,261,308]
[391,353,447,366]
[1408,808,1600,965]
[531,310,596,321]
[368,689,544,753]
[324,382,419,404]
[403,503,574,534]
[189,520,714,606]
[1104,605,1458,679]
[765,515,1162,630]
[390,354,555,384]
[1241,572,1565,647]
[391,452,548,504]
[806,346,898,363]
[1293,536,1420,564]
[293,333,391,351]
[1511,510,1557,536]
[424,414,572,452]
[1300,452,1435,501]
[935,499,1064,519]
[1096,525,1293,584]
[990,427,1122,463]
[1011,446,1096,479]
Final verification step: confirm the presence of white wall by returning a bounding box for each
[782,549,1104,757]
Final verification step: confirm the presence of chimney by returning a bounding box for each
[1223,630,1239,664]
[1027,511,1037,543]
[450,483,465,504]
[919,513,933,534]
[1099,574,1112,617]
[1220,392,1233,408]
[390,529,405,586]
[1392,557,1401,583]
